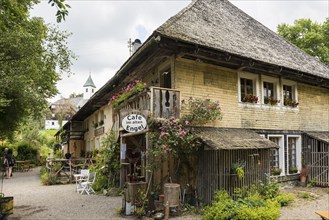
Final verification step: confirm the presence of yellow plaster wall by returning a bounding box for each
[174,58,329,131]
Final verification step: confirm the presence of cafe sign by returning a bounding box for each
[122,114,147,133]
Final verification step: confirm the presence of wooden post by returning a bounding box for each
[164,201,169,220]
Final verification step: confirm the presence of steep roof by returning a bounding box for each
[83,75,96,88]
[155,0,329,78]
[61,0,329,125]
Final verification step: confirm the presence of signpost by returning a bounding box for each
[122,114,147,133]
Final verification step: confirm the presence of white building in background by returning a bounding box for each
[44,74,97,130]
[83,74,96,100]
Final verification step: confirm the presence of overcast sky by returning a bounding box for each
[30,0,329,103]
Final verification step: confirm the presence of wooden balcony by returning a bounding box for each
[112,87,180,134]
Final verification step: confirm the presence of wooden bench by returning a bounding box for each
[14,160,31,172]
[315,211,329,220]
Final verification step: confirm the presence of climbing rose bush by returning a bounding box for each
[148,117,198,160]
[182,97,222,125]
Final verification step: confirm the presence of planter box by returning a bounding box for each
[0,197,13,215]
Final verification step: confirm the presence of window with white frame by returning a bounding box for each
[95,138,100,150]
[287,136,301,174]
[270,137,280,168]
[282,80,298,107]
[268,135,285,175]
[238,72,259,103]
[262,76,279,105]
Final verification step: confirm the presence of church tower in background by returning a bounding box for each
[83,73,96,99]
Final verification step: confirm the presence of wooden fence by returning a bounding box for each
[302,134,329,187]
[46,158,95,182]
[197,149,271,204]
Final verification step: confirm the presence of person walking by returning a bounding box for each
[4,149,15,179]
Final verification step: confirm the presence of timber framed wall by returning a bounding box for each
[197,149,270,204]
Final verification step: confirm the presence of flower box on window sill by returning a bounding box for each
[289,167,298,174]
[264,96,280,106]
[242,94,258,104]
[270,168,282,176]
[284,99,299,108]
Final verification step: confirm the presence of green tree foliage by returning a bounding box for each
[0,0,75,140]
[48,0,71,23]
[15,141,38,163]
[277,18,329,66]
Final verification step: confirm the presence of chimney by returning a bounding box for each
[132,39,142,54]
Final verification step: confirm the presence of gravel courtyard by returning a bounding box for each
[1,168,123,220]
[1,167,328,220]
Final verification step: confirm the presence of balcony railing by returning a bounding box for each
[112,87,180,136]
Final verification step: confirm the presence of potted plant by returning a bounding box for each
[264,96,280,105]
[300,165,310,187]
[0,193,13,218]
[270,167,282,176]
[231,160,245,180]
[284,98,299,108]
[289,166,298,174]
[242,94,258,103]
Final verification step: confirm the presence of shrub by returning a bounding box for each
[40,166,57,185]
[203,183,283,220]
[203,190,235,220]
[298,191,316,200]
[15,141,38,164]
[274,193,295,207]
[258,179,279,200]
[307,179,317,188]
[235,199,280,220]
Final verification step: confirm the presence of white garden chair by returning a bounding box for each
[80,172,96,195]
[74,169,89,193]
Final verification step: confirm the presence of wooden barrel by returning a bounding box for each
[164,183,180,207]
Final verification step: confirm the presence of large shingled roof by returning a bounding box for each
[155,0,329,78]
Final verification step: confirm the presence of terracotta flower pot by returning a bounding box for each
[300,175,307,187]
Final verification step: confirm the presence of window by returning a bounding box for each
[92,89,94,93]
[238,72,259,103]
[240,78,254,98]
[262,76,279,105]
[86,88,88,92]
[287,136,301,174]
[268,135,284,175]
[95,138,100,150]
[283,85,292,100]
[288,138,297,169]
[269,137,280,168]
[263,81,276,104]
[282,80,298,107]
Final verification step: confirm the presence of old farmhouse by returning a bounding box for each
[57,0,329,204]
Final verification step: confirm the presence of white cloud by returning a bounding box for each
[30,0,328,103]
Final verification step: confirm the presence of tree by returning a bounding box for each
[0,0,76,140]
[69,93,83,98]
[48,0,71,23]
[277,18,329,66]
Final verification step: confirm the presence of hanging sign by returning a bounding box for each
[122,114,147,133]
